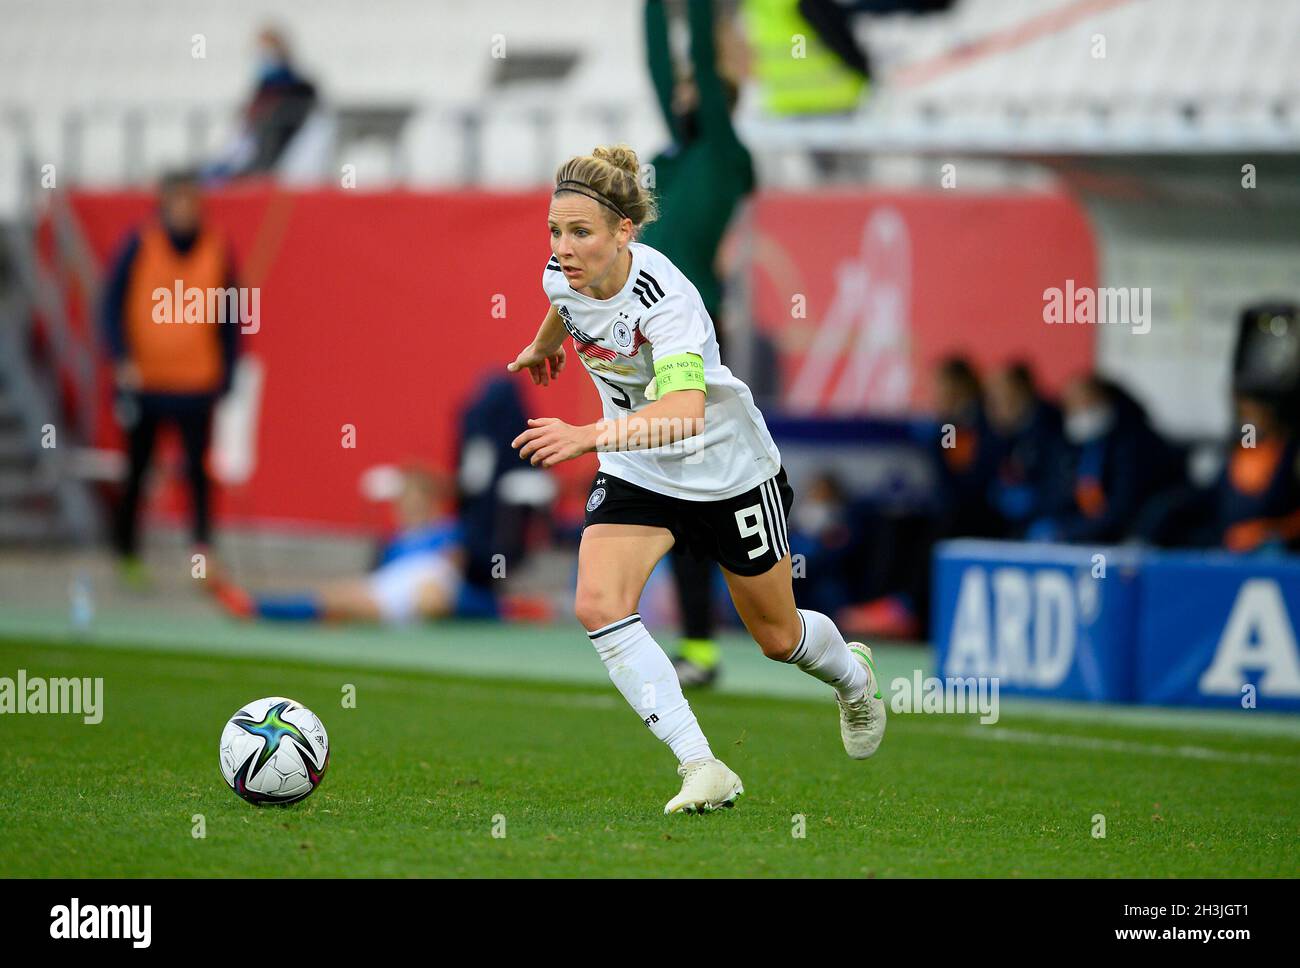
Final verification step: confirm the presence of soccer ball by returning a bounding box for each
[219,697,329,805]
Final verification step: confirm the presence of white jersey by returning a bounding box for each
[543,241,780,501]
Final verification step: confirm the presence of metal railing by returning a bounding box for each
[1,100,653,191]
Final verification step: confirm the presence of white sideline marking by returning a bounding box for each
[991,696,1300,739]
[955,725,1300,767]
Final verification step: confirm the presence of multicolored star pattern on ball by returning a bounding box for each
[231,701,321,780]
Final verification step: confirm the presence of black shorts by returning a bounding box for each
[582,467,794,577]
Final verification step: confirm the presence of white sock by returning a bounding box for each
[588,613,714,765]
[786,609,869,701]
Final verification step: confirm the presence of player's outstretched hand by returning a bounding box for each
[512,417,591,468]
[507,343,566,386]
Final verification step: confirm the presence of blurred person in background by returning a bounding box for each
[846,356,1000,640]
[743,1,957,117]
[985,361,1069,538]
[1138,393,1300,553]
[204,25,318,181]
[787,470,865,617]
[102,169,240,588]
[745,0,868,117]
[210,466,520,624]
[1217,394,1300,552]
[1029,374,1183,544]
[455,376,541,585]
[643,0,757,687]
[931,355,1000,538]
[744,0,869,178]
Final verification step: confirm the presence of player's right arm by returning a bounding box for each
[507,304,567,386]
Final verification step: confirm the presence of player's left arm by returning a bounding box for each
[596,380,706,454]
[513,292,709,467]
[512,381,705,469]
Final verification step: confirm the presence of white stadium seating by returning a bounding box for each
[0,0,1297,198]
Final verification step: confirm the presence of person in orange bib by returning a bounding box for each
[1215,394,1300,552]
[101,169,241,586]
[1135,393,1300,552]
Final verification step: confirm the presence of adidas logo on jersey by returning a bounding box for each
[631,270,665,309]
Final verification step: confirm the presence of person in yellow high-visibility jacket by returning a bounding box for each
[745,0,869,116]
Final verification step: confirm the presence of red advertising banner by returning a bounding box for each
[749,190,1097,414]
[57,186,600,530]
[51,185,1096,531]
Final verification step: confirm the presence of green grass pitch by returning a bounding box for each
[1,634,1297,877]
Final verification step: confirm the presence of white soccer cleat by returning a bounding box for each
[663,758,744,815]
[839,643,887,759]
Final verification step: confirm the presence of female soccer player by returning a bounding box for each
[508,145,885,815]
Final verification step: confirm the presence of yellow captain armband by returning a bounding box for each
[645,353,706,401]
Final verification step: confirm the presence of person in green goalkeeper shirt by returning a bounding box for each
[640,0,756,687]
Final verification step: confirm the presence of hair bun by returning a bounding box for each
[554,145,658,231]
[592,144,640,177]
